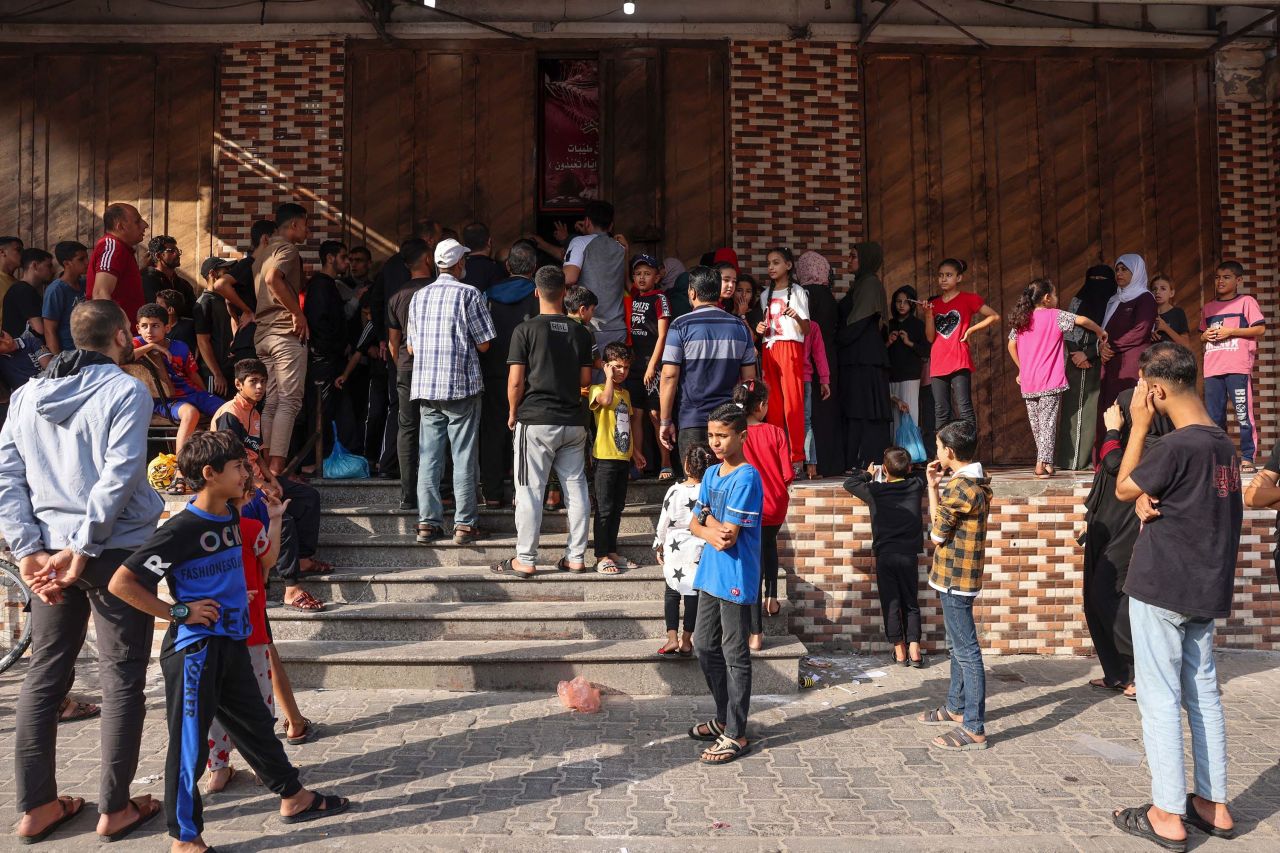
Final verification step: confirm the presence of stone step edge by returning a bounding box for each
[267,600,794,621]
[317,504,663,516]
[273,637,808,663]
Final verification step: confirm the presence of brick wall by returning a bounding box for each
[1216,49,1279,460]
[214,40,346,257]
[780,478,1280,654]
[728,41,862,279]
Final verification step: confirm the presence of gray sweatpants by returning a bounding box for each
[513,423,590,567]
[15,549,152,815]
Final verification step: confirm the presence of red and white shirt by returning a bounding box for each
[86,234,144,323]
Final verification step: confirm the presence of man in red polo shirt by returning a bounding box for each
[87,203,148,323]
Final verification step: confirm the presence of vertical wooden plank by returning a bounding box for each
[421,51,473,228]
[662,46,728,264]
[102,55,156,219]
[474,49,536,247]
[0,57,31,236]
[156,52,216,278]
[1098,59,1157,262]
[346,49,413,258]
[605,48,662,244]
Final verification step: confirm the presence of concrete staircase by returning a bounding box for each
[259,478,806,695]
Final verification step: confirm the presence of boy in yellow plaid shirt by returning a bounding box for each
[917,420,993,751]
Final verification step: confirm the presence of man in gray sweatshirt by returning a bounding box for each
[0,299,165,843]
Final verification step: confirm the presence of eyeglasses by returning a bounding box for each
[161,247,181,255]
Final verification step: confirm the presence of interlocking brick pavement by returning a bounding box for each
[2,652,1278,851]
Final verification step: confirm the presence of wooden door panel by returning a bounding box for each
[662,46,728,264]
[474,51,536,250]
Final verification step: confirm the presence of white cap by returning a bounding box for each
[434,238,470,269]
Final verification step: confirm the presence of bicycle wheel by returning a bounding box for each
[0,558,33,674]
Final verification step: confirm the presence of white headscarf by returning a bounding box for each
[1102,252,1149,328]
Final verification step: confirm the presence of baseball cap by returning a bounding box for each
[630,253,659,271]
[434,238,470,269]
[200,256,234,278]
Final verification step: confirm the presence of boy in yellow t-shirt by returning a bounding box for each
[589,342,647,574]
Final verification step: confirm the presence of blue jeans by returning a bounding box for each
[1129,598,1228,815]
[941,591,985,735]
[417,394,481,529]
[1204,373,1256,462]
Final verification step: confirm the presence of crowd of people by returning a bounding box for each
[0,194,1273,853]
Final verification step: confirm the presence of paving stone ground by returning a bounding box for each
[1,650,1278,852]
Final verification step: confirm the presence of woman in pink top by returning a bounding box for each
[1006,279,1107,478]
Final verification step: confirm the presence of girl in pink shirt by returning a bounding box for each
[1006,279,1107,478]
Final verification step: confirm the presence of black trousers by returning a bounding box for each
[161,637,302,841]
[593,458,631,558]
[875,551,922,643]
[362,359,391,468]
[15,550,149,815]
[664,588,698,633]
[480,373,512,503]
[931,369,975,430]
[749,525,782,634]
[276,476,320,580]
[396,369,420,505]
[1083,536,1134,686]
[693,591,753,739]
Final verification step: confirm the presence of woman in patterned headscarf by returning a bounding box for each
[796,250,843,477]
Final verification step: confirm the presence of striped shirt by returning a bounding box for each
[86,234,144,323]
[661,304,757,429]
[406,273,495,401]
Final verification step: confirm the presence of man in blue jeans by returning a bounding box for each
[406,238,495,546]
[1113,342,1242,851]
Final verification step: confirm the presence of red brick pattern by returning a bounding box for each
[780,480,1280,654]
[215,41,345,256]
[728,41,862,280]
[1216,85,1278,460]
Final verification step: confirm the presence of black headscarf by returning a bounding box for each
[1074,264,1117,327]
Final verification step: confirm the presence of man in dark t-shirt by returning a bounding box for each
[497,265,594,577]
[385,238,431,509]
[1112,342,1241,848]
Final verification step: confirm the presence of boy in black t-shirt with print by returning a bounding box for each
[1111,343,1241,850]
[108,431,349,850]
[627,254,672,477]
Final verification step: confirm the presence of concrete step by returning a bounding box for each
[319,504,661,537]
[315,532,655,568]
[313,477,678,508]
[274,636,806,694]
[283,564,789,605]
[267,599,794,642]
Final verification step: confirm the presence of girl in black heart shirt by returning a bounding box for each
[924,258,1000,431]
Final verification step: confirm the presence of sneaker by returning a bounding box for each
[453,524,482,546]
[416,523,444,544]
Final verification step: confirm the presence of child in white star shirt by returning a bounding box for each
[654,443,716,657]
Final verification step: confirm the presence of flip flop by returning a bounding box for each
[1182,794,1237,839]
[699,733,751,765]
[595,559,620,575]
[556,557,587,574]
[917,706,956,725]
[687,719,726,742]
[202,765,237,796]
[1112,805,1187,852]
[617,558,640,570]
[286,718,317,745]
[490,558,535,579]
[285,590,325,612]
[657,645,682,658]
[17,796,83,845]
[280,792,351,825]
[99,796,161,843]
[931,726,989,751]
[1088,678,1125,691]
[657,467,674,481]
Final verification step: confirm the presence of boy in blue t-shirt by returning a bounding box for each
[109,431,348,848]
[687,402,763,766]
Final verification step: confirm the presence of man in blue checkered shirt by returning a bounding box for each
[406,238,496,545]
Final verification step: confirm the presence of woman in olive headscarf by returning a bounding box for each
[1054,265,1116,470]
[835,242,893,471]
[796,251,843,477]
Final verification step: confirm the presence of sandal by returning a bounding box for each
[657,467,674,481]
[165,477,190,496]
[700,733,751,765]
[298,558,333,575]
[616,557,640,570]
[595,559,620,575]
[1182,794,1236,839]
[286,718,317,745]
[490,558,535,579]
[918,706,957,725]
[1241,461,1257,474]
[280,792,350,825]
[1112,805,1187,852]
[931,726,989,751]
[688,719,725,741]
[285,590,325,612]
[1089,678,1125,691]
[99,795,161,842]
[57,697,101,723]
[18,795,83,845]
[556,557,586,574]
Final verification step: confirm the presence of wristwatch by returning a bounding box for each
[169,603,190,624]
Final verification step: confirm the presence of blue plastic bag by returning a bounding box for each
[322,425,370,479]
[894,413,928,464]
